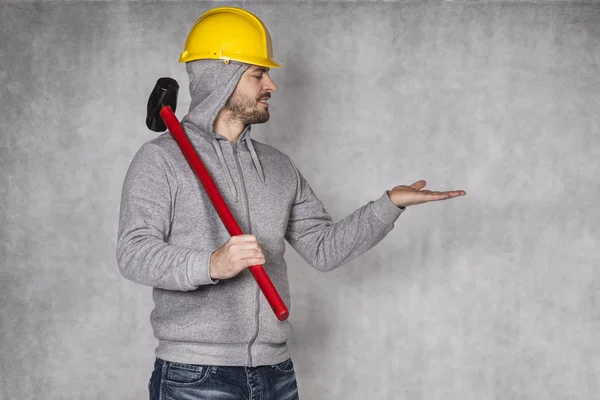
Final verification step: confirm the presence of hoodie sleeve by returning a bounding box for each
[284,159,405,272]
[116,142,218,290]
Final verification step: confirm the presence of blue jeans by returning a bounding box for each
[149,358,300,400]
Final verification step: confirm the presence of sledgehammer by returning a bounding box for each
[146,77,289,321]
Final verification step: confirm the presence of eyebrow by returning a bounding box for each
[253,67,270,73]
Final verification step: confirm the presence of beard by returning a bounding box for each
[223,90,270,125]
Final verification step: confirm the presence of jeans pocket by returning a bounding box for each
[163,362,210,387]
[274,359,295,374]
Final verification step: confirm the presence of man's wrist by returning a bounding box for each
[387,190,405,209]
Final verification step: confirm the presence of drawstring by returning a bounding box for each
[244,135,265,184]
[212,140,238,202]
[210,126,266,202]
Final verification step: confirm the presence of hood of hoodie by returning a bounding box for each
[181,59,250,137]
[180,59,265,201]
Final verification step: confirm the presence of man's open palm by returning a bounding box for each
[389,180,466,208]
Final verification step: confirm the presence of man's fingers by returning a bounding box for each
[440,190,466,197]
[245,258,266,268]
[235,242,262,250]
[232,234,257,242]
[421,193,452,202]
[230,235,263,249]
[234,249,265,262]
[241,251,266,266]
[421,190,466,201]
[420,189,466,196]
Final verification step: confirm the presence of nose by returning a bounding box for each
[264,73,277,93]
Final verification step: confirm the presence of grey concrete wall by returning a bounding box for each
[1,1,599,399]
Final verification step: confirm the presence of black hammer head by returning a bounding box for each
[146,77,179,132]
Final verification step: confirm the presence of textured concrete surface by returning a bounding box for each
[1,1,599,399]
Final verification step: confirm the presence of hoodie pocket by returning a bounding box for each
[173,286,216,329]
[156,273,256,343]
[152,285,215,338]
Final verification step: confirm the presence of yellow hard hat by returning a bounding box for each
[179,7,283,68]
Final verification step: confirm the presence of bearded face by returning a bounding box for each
[223,89,271,125]
[220,65,275,126]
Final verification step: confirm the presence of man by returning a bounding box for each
[116,6,465,400]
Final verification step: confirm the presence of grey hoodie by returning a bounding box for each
[116,59,405,367]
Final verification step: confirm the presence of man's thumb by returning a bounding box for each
[410,180,427,190]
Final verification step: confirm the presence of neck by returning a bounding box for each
[213,111,245,144]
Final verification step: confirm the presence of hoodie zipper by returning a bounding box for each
[233,143,261,367]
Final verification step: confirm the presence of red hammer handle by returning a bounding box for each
[159,106,289,321]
